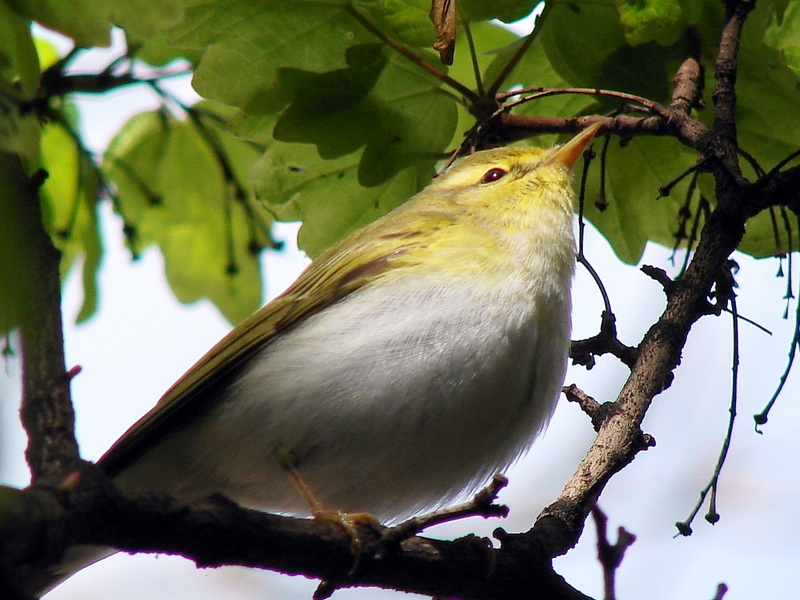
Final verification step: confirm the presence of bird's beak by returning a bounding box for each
[548,122,603,170]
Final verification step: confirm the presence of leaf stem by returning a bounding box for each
[461,20,484,97]
[345,4,480,105]
[486,2,550,98]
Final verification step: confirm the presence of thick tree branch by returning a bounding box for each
[0,154,81,484]
[521,0,758,559]
[750,164,800,217]
[6,470,590,600]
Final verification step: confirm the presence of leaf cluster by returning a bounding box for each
[2,0,800,330]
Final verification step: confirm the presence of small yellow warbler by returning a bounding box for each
[36,123,600,592]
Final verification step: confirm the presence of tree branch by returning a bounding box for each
[7,470,590,600]
[0,154,81,485]
[520,0,759,560]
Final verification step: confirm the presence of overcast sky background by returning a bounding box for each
[2,13,799,600]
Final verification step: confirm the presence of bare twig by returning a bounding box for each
[570,310,638,371]
[711,583,729,600]
[595,134,611,211]
[572,143,637,370]
[680,196,711,276]
[754,217,800,430]
[676,281,741,535]
[7,471,586,600]
[591,506,636,600]
[563,384,616,432]
[497,87,666,117]
[461,20,484,96]
[528,0,757,560]
[670,57,704,113]
[658,158,706,199]
[485,3,550,98]
[381,475,509,546]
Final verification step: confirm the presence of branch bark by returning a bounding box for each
[0,154,81,484]
[520,0,762,559]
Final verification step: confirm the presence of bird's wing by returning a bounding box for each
[98,211,444,476]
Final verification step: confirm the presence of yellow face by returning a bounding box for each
[431,147,554,191]
[424,146,574,217]
[419,123,599,223]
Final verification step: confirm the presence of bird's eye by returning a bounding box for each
[480,168,507,184]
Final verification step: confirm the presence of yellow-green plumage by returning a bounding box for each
[33,124,600,595]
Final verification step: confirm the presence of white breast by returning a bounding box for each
[117,271,570,521]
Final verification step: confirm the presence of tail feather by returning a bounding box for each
[18,546,115,598]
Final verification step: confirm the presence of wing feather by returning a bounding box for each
[99,210,451,475]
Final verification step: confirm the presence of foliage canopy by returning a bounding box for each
[2,0,799,328]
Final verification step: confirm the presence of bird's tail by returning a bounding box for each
[16,546,115,598]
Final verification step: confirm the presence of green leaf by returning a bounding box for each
[7,0,112,47]
[0,154,39,333]
[582,136,699,265]
[104,103,271,324]
[614,0,702,47]
[764,0,800,79]
[275,44,387,117]
[36,119,103,323]
[273,46,457,186]
[0,106,40,160]
[538,1,690,104]
[380,0,435,47]
[167,0,377,114]
[111,0,195,66]
[0,2,39,97]
[33,36,60,71]
[0,2,41,160]
[249,140,427,258]
[730,55,800,258]
[126,30,204,67]
[110,0,185,38]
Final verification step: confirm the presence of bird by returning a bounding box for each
[31,122,601,594]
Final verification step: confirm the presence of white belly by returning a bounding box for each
[117,274,569,520]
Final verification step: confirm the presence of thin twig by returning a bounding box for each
[591,505,636,600]
[485,3,550,98]
[675,278,741,534]
[754,217,800,430]
[711,583,729,600]
[767,147,800,177]
[669,170,699,263]
[381,475,509,546]
[680,196,710,277]
[596,133,611,211]
[497,86,670,119]
[345,4,479,105]
[572,144,638,370]
[562,384,618,432]
[768,206,784,260]
[577,143,596,254]
[659,158,706,199]
[461,20,484,97]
